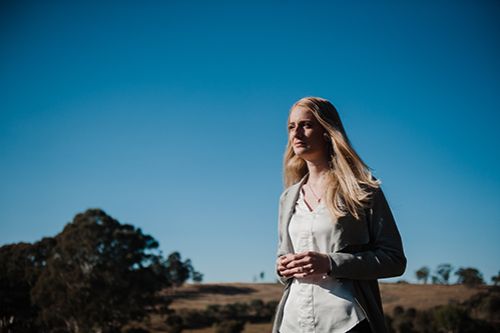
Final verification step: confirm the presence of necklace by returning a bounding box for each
[307,183,323,203]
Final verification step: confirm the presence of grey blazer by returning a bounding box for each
[272,176,406,333]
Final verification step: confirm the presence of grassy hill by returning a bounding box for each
[138,282,490,333]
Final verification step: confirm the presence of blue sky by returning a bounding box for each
[1,1,499,283]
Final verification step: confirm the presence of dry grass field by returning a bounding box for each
[141,282,489,333]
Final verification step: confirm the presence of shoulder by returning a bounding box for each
[365,175,384,208]
[279,181,302,204]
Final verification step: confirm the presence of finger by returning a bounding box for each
[292,252,309,259]
[293,268,314,277]
[293,273,307,278]
[285,257,311,268]
[301,263,313,271]
[278,270,290,278]
[279,262,298,275]
[280,270,296,278]
[278,257,291,265]
[293,266,317,278]
[278,266,288,274]
[283,267,300,275]
[278,254,294,265]
[281,266,305,276]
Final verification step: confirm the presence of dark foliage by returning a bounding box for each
[387,290,500,333]
[214,320,245,333]
[455,267,485,287]
[0,208,200,333]
[0,238,55,332]
[165,313,184,333]
[125,329,150,333]
[492,271,500,286]
[164,299,279,331]
[435,263,454,285]
[415,266,430,284]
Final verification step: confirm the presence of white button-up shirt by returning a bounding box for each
[279,189,366,333]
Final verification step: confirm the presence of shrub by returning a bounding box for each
[214,320,245,333]
[165,313,183,333]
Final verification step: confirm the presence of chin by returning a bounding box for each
[293,148,309,157]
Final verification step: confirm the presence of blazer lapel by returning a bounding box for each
[280,174,370,255]
[280,175,308,254]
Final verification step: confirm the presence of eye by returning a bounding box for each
[288,124,295,131]
[304,122,313,128]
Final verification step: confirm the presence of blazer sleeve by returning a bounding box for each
[328,187,407,280]
[276,190,293,285]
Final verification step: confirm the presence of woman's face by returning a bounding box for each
[288,106,329,163]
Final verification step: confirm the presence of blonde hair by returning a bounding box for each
[284,97,380,220]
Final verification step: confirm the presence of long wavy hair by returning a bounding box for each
[284,97,380,220]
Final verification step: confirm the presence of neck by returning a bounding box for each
[305,160,330,185]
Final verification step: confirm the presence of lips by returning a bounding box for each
[294,141,306,147]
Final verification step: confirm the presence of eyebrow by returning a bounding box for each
[288,119,315,124]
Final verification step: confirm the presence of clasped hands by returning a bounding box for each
[277,251,332,279]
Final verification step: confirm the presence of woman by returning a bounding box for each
[272,97,406,333]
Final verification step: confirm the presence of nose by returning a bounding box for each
[292,126,304,139]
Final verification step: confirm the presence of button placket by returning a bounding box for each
[296,203,316,332]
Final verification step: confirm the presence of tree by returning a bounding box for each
[0,242,39,331]
[413,309,434,333]
[390,306,417,333]
[174,308,213,329]
[478,293,500,323]
[192,271,204,283]
[249,299,265,318]
[455,267,484,287]
[30,208,172,333]
[166,252,193,288]
[435,263,454,284]
[432,304,470,333]
[1,208,202,333]
[0,237,56,332]
[415,266,430,284]
[464,290,500,322]
[491,271,500,286]
[165,313,184,333]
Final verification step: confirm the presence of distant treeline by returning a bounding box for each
[413,264,500,286]
[142,289,500,333]
[385,288,500,333]
[161,299,278,333]
[3,208,499,333]
[0,208,202,333]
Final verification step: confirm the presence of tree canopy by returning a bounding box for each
[415,266,430,284]
[455,267,485,287]
[0,208,201,333]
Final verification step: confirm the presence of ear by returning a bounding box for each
[323,133,330,141]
